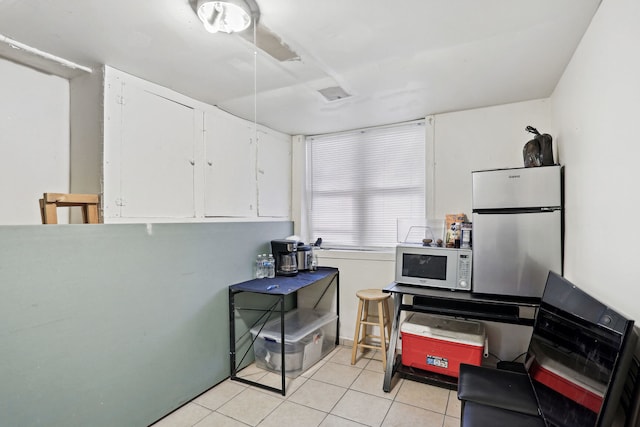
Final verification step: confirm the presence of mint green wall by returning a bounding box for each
[0,221,292,427]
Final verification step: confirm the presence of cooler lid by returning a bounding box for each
[401,313,486,346]
[250,308,337,343]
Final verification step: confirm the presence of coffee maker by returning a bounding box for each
[271,239,298,276]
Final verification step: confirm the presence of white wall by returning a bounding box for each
[70,70,104,195]
[0,59,70,224]
[551,0,640,320]
[432,99,552,219]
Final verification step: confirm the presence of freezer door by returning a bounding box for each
[472,166,562,210]
[472,210,562,298]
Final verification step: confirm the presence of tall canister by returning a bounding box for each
[296,245,312,271]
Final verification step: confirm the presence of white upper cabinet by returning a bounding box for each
[203,109,256,217]
[118,84,196,218]
[101,67,291,222]
[257,129,291,218]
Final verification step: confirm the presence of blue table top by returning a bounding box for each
[229,267,338,295]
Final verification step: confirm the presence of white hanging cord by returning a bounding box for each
[253,22,257,144]
[253,20,259,209]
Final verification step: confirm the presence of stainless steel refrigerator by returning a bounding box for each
[471,165,562,299]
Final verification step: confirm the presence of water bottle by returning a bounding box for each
[255,254,265,279]
[266,254,276,278]
[261,254,269,278]
[310,246,318,271]
[261,253,269,278]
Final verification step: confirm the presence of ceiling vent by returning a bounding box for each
[318,86,352,102]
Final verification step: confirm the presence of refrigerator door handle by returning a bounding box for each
[473,207,560,215]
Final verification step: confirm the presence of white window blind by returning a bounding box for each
[307,120,426,249]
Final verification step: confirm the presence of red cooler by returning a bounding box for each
[401,313,486,377]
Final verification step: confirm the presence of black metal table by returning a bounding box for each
[229,267,339,395]
[382,282,540,392]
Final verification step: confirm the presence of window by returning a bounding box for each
[307,120,426,249]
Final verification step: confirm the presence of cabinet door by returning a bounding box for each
[119,84,195,218]
[257,130,291,217]
[203,111,256,217]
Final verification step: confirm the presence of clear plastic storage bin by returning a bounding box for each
[250,308,338,377]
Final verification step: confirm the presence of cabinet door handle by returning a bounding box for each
[189,159,195,166]
[207,161,213,166]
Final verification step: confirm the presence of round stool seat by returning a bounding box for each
[356,289,390,302]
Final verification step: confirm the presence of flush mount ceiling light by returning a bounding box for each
[196,0,258,34]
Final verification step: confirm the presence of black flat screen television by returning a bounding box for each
[525,271,637,427]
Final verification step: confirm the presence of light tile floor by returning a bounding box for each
[151,345,460,427]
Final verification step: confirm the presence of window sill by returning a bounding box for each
[316,248,395,262]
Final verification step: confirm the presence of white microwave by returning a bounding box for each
[395,244,472,291]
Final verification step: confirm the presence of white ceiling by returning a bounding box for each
[0,0,601,136]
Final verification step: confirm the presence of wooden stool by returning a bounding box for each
[39,193,100,224]
[351,289,392,370]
